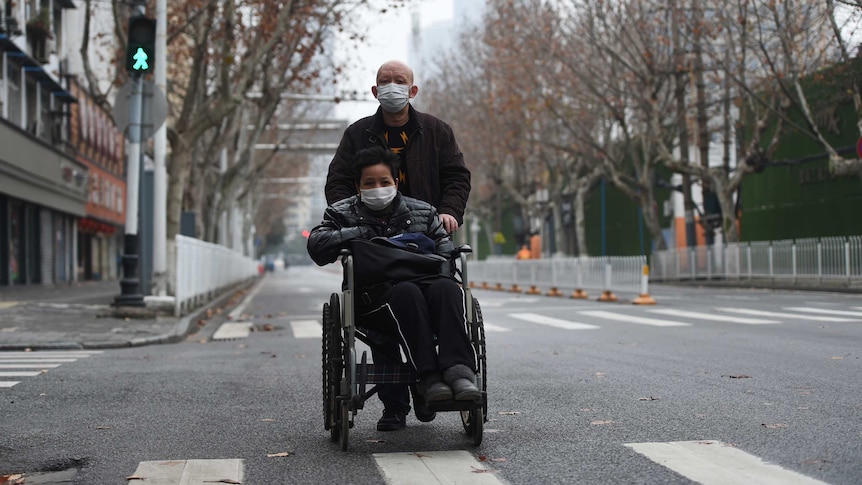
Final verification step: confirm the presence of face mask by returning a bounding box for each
[376,83,410,113]
[360,186,397,210]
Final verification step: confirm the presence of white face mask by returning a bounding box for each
[376,83,410,113]
[360,186,397,210]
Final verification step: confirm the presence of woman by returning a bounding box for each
[307,146,479,431]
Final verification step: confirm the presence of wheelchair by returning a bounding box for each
[321,244,487,451]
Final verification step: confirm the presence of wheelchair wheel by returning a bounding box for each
[322,294,343,442]
[461,407,484,446]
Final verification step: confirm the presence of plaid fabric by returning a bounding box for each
[362,363,416,384]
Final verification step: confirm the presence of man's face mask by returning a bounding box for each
[360,186,397,210]
[376,83,410,113]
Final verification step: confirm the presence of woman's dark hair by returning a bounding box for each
[354,146,400,183]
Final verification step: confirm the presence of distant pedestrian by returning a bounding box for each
[516,244,531,260]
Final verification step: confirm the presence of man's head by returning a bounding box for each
[372,60,418,114]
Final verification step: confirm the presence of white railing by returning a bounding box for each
[174,235,260,316]
[469,254,648,299]
[651,235,862,287]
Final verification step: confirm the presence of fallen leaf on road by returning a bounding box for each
[638,396,660,401]
[595,372,606,378]
[160,461,184,466]
[126,476,145,481]
[498,411,520,415]
[762,423,788,429]
[262,324,274,331]
[95,425,112,430]
[366,439,386,443]
[203,480,241,484]
[267,452,292,458]
[722,374,751,379]
[261,418,275,422]
[830,356,844,360]
[591,420,615,425]
[471,467,497,474]
[0,474,26,484]
[197,319,207,327]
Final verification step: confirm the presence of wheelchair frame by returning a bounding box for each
[322,244,487,451]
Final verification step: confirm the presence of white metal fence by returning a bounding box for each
[651,235,862,287]
[174,235,260,315]
[469,255,648,298]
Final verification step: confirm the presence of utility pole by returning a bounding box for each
[115,1,150,306]
[151,0,168,296]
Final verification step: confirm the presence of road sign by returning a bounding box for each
[112,79,167,142]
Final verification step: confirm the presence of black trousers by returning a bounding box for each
[361,276,477,413]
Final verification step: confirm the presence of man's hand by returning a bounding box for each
[440,213,459,233]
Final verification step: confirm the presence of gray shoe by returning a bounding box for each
[443,364,482,401]
[417,373,453,401]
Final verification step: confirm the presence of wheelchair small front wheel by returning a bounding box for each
[461,407,484,446]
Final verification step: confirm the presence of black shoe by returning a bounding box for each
[417,373,453,402]
[376,409,406,431]
[410,386,437,423]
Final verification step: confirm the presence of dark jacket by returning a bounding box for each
[325,105,471,225]
[307,193,455,268]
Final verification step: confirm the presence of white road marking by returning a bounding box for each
[0,359,77,363]
[715,307,861,322]
[374,451,506,485]
[625,440,827,485]
[580,310,691,327]
[0,351,101,357]
[648,308,778,325]
[290,320,321,339]
[128,459,243,484]
[476,297,540,307]
[509,313,599,330]
[0,371,43,377]
[0,382,19,388]
[211,322,252,340]
[482,323,511,332]
[0,364,62,368]
[783,307,862,317]
[227,278,266,320]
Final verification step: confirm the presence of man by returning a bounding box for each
[325,60,471,431]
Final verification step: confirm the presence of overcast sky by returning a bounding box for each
[334,0,454,121]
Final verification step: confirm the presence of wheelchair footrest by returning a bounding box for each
[426,395,485,412]
[359,363,417,384]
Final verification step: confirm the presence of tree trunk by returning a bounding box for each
[574,187,588,257]
[167,143,194,241]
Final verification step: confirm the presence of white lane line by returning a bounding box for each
[783,307,862,317]
[0,359,77,363]
[625,440,827,485]
[580,310,690,327]
[715,307,861,322]
[212,322,253,340]
[482,323,511,332]
[374,451,506,485]
[128,459,243,484]
[648,308,779,325]
[0,351,102,356]
[228,278,266,320]
[0,382,20,388]
[509,313,599,330]
[0,364,62,369]
[290,320,321,339]
[0,371,43,377]
[478,297,540,307]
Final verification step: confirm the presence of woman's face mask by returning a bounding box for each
[376,83,411,113]
[360,186,397,210]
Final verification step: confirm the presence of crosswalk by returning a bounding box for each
[0,350,102,388]
[121,442,828,484]
[232,303,862,340]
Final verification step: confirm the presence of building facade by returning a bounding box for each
[0,0,125,287]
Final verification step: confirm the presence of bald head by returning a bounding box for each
[376,60,414,85]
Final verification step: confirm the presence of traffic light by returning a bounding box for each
[125,15,156,74]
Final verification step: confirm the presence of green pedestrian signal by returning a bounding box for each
[125,16,156,74]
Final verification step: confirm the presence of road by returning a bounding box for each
[1,265,861,484]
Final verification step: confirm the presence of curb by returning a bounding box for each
[0,277,260,351]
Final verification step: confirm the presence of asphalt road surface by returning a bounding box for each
[1,265,860,484]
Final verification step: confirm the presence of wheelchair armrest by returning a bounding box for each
[452,244,473,256]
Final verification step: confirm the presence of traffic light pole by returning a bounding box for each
[115,72,145,307]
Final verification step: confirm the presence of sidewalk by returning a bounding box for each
[0,279,238,351]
